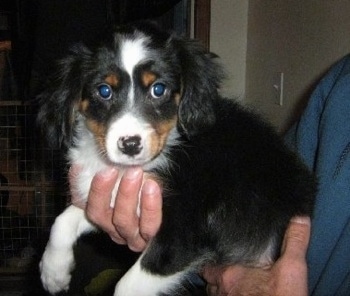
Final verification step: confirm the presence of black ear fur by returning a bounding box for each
[36,45,91,148]
[174,38,224,138]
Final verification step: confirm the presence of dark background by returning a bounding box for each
[0,0,187,101]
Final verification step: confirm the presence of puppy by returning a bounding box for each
[37,22,316,296]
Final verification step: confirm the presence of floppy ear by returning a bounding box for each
[36,45,91,148]
[174,38,224,138]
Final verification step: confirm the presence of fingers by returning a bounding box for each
[206,284,218,296]
[139,179,162,241]
[281,216,311,260]
[112,172,163,252]
[203,265,268,296]
[202,266,227,296]
[85,167,120,236]
[202,266,226,286]
[112,168,145,252]
[72,165,163,253]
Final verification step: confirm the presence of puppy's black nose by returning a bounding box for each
[118,135,142,156]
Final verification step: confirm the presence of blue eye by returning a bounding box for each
[98,84,112,100]
[151,83,166,98]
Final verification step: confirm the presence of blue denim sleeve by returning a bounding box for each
[285,54,350,296]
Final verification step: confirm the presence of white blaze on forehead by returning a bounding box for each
[120,36,149,77]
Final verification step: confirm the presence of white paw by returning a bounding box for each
[39,246,75,294]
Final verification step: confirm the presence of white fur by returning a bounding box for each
[120,35,149,106]
[120,36,148,78]
[40,205,95,294]
[106,113,153,165]
[70,121,110,199]
[114,255,185,296]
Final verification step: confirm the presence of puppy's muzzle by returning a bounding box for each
[117,135,142,156]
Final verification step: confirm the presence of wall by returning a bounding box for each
[210,0,248,98]
[245,1,350,131]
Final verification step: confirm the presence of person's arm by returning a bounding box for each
[203,216,311,296]
[69,165,162,252]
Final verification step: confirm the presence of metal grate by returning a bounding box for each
[0,100,65,274]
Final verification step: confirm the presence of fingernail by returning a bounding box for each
[124,167,142,180]
[290,216,311,225]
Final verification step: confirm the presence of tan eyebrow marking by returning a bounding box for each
[141,71,157,87]
[105,74,119,87]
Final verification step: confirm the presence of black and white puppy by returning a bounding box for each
[37,22,316,296]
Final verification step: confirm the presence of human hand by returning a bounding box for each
[203,216,311,296]
[69,165,162,252]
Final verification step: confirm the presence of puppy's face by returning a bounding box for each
[38,23,222,166]
[77,32,182,166]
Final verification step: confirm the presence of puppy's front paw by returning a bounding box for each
[40,246,75,294]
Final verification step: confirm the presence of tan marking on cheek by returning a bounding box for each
[79,99,89,114]
[149,117,178,157]
[141,71,157,87]
[85,119,107,153]
[105,74,119,87]
[174,92,181,106]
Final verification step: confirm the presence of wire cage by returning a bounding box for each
[0,100,65,275]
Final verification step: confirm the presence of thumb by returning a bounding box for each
[281,216,311,260]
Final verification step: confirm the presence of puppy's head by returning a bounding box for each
[37,22,223,166]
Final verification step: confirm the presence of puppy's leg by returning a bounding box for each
[114,254,186,296]
[40,205,95,294]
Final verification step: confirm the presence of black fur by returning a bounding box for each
[144,97,315,275]
[38,22,316,295]
[37,44,93,147]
